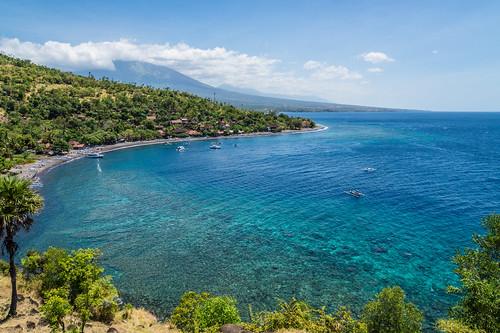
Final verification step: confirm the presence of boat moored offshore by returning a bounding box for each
[86,152,104,158]
[344,189,364,198]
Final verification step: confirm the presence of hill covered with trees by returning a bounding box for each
[0,54,314,172]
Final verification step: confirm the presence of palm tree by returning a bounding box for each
[0,176,43,317]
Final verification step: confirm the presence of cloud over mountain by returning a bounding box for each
[0,37,367,103]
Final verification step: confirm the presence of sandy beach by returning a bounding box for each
[10,125,328,180]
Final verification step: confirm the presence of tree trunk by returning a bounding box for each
[7,238,17,317]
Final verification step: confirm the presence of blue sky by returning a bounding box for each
[1,0,499,111]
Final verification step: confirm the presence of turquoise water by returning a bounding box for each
[21,112,500,329]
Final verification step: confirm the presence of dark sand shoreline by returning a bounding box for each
[12,125,328,179]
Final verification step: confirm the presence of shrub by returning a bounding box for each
[21,249,44,278]
[171,291,240,333]
[257,298,315,331]
[41,288,72,332]
[321,307,368,333]
[446,214,499,332]
[436,319,485,333]
[195,296,241,332]
[171,292,211,333]
[362,286,423,333]
[21,247,119,330]
[249,299,366,333]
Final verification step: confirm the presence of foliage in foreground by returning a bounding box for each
[445,214,499,333]
[247,298,367,333]
[362,286,423,333]
[436,319,485,333]
[171,294,368,333]
[22,247,119,332]
[171,291,241,333]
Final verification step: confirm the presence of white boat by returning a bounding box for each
[362,167,376,172]
[176,146,186,152]
[86,152,104,158]
[209,144,221,150]
[30,177,43,189]
[344,189,364,198]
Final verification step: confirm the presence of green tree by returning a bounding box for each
[171,291,240,333]
[41,288,72,332]
[21,247,119,330]
[446,215,499,332]
[52,138,70,155]
[362,286,423,333]
[436,319,485,333]
[195,295,240,332]
[0,176,43,317]
[74,277,118,332]
[251,299,366,333]
[257,298,315,331]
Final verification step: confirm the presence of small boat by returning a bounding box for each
[176,146,186,152]
[362,167,376,172]
[344,189,364,198]
[86,152,104,158]
[209,144,221,150]
[30,177,43,189]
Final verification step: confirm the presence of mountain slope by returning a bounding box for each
[78,61,402,112]
[0,54,314,172]
[80,60,215,96]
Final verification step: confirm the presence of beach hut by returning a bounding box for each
[69,140,85,149]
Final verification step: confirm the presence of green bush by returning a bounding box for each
[321,307,368,333]
[436,319,485,333]
[195,296,241,332]
[21,247,119,330]
[41,288,72,332]
[446,215,499,332]
[171,291,240,333]
[247,298,366,333]
[362,286,423,333]
[256,298,315,331]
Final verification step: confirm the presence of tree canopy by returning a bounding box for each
[446,215,499,332]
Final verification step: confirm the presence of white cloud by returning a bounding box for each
[303,60,362,80]
[0,37,279,83]
[303,60,322,70]
[432,50,439,54]
[367,67,383,73]
[361,51,394,64]
[0,37,368,104]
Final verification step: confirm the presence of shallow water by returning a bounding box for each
[21,112,500,328]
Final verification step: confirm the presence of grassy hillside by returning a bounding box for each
[0,54,314,172]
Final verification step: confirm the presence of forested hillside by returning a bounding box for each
[0,54,314,171]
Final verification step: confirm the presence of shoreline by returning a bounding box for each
[11,124,328,180]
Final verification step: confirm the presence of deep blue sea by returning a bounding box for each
[21,112,500,329]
